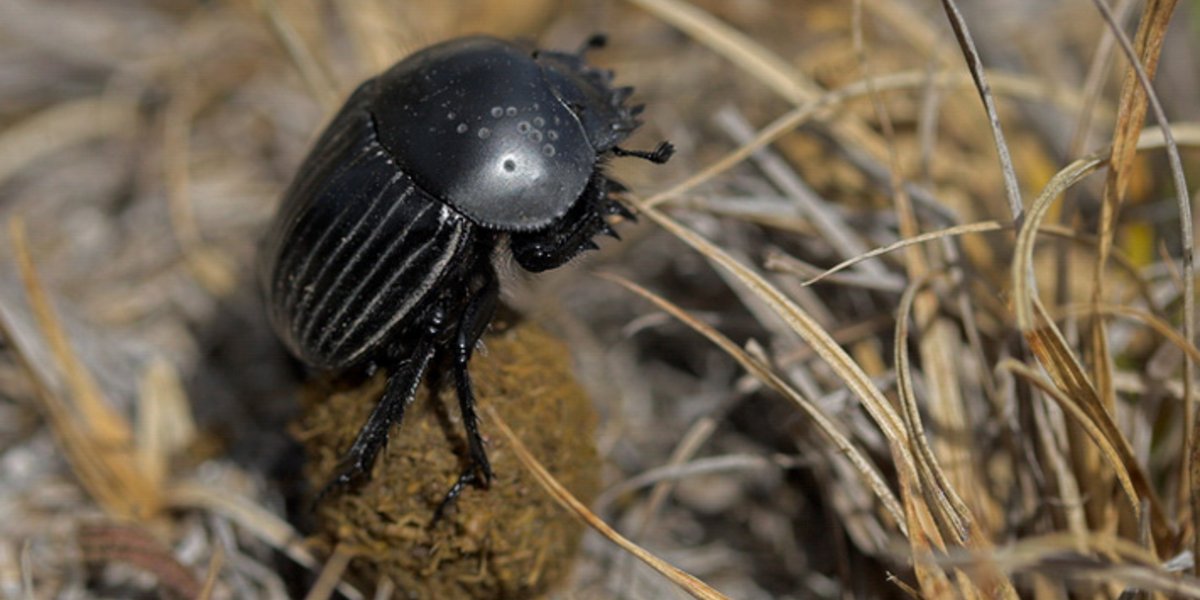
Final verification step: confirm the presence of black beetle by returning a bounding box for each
[260,34,672,512]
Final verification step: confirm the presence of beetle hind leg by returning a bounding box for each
[434,269,500,521]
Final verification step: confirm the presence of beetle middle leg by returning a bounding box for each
[434,268,500,520]
[314,305,444,504]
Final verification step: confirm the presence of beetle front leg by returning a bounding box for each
[435,269,500,520]
[510,175,613,273]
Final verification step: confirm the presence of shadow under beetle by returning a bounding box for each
[259,34,672,515]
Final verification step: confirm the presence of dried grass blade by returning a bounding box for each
[862,0,959,66]
[1062,304,1200,366]
[1086,5,1179,552]
[198,545,223,600]
[304,544,354,600]
[0,343,135,517]
[948,532,1200,595]
[10,219,130,446]
[714,107,889,278]
[1012,152,1105,330]
[167,483,310,569]
[482,404,730,600]
[1026,298,1100,401]
[1000,359,1139,523]
[894,276,975,540]
[596,454,783,510]
[642,91,843,210]
[936,0,1024,221]
[1090,0,1195,571]
[256,0,338,110]
[1030,396,1091,543]
[1007,45,1192,566]
[600,273,905,530]
[1025,298,1171,551]
[622,0,816,102]
[624,0,889,161]
[1094,0,1176,262]
[895,277,1018,597]
[163,92,237,297]
[642,70,1121,210]
[1012,125,1200,331]
[631,417,717,537]
[164,481,369,598]
[1010,137,1179,550]
[893,446,958,597]
[850,8,999,562]
[802,221,1005,287]
[0,97,137,187]
[135,359,196,492]
[636,203,910,450]
[1038,224,1158,310]
[5,218,158,518]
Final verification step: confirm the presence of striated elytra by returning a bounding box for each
[259,34,672,513]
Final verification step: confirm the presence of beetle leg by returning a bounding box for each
[435,270,500,520]
[605,198,637,223]
[314,343,434,503]
[453,272,498,487]
[315,308,444,505]
[510,175,614,272]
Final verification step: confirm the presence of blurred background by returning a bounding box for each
[1,0,1199,598]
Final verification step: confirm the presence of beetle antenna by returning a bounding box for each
[612,141,674,164]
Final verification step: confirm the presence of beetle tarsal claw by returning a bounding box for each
[312,461,364,507]
[431,464,492,524]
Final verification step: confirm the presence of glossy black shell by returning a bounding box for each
[259,36,644,370]
[375,38,595,230]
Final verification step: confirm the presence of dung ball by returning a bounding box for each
[294,321,600,599]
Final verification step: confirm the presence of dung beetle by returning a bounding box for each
[260,34,672,513]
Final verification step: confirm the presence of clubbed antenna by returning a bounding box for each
[578,33,607,55]
[612,141,675,164]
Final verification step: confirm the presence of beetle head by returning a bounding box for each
[533,43,643,155]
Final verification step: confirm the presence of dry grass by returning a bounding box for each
[1,0,1199,598]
